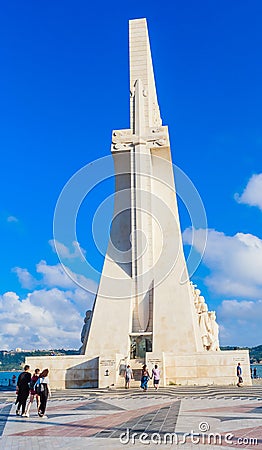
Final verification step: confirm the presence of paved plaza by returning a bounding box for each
[0,385,261,449]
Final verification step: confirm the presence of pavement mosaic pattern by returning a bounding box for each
[0,386,261,449]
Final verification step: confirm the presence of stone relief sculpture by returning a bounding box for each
[190,282,201,312]
[208,311,220,351]
[197,296,206,315]
[199,303,211,350]
[191,283,220,351]
[193,288,201,310]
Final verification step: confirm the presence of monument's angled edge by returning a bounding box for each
[26,18,251,389]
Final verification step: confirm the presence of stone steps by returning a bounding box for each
[49,384,262,399]
[2,385,262,403]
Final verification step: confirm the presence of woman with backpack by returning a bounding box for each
[34,368,51,418]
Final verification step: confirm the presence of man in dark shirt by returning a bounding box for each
[237,363,243,387]
[15,365,31,416]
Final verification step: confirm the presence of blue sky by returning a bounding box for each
[0,0,262,349]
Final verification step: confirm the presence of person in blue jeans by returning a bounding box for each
[140,365,150,391]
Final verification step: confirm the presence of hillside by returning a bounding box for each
[0,349,79,371]
[1,346,261,371]
[220,345,262,363]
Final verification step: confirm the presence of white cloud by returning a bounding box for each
[235,173,262,211]
[49,239,86,260]
[183,228,262,298]
[220,299,262,320]
[0,290,85,349]
[14,260,97,310]
[36,260,76,289]
[7,215,18,222]
[4,260,98,350]
[12,267,38,289]
[64,287,96,312]
[36,260,97,293]
[13,260,97,294]
[217,299,262,347]
[182,174,262,346]
[183,227,262,345]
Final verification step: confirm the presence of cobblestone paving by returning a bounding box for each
[0,387,261,449]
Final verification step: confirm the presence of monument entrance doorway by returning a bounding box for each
[130,334,152,359]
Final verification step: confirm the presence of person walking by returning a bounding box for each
[151,364,161,390]
[35,368,51,418]
[254,367,257,379]
[124,365,133,389]
[237,362,243,387]
[24,368,40,417]
[15,365,31,416]
[140,365,150,392]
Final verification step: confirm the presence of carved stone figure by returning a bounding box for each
[208,311,220,351]
[80,310,92,344]
[193,288,201,311]
[197,295,206,315]
[199,303,211,350]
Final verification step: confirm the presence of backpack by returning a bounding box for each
[35,383,42,395]
[28,379,35,390]
[34,378,44,394]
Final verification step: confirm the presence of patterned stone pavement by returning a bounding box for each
[0,386,261,449]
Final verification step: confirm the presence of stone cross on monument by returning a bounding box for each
[111,78,169,334]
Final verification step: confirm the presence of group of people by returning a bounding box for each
[125,363,246,390]
[15,365,51,418]
[124,364,161,391]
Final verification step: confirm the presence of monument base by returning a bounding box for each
[146,350,252,386]
[26,349,251,389]
[26,355,99,389]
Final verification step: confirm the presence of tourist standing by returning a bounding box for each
[140,365,150,391]
[237,363,243,387]
[15,365,31,416]
[24,368,40,417]
[35,368,51,418]
[151,364,161,390]
[254,367,257,379]
[124,365,133,389]
[11,374,17,386]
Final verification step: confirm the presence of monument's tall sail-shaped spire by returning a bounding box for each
[83,17,204,361]
[129,18,161,131]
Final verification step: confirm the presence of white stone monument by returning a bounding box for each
[27,18,251,388]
